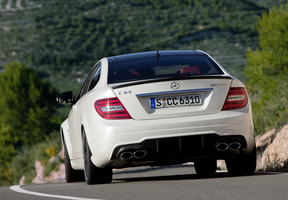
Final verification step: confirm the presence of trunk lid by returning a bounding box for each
[109,76,232,120]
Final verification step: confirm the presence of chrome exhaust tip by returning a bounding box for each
[120,152,133,160]
[216,143,229,151]
[229,142,241,151]
[133,150,147,159]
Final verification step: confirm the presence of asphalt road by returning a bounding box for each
[2,163,288,200]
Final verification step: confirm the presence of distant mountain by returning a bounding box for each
[0,0,285,95]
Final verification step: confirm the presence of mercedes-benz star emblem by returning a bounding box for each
[171,81,180,90]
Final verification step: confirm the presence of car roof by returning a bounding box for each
[107,50,207,63]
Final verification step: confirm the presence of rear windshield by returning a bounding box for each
[108,55,224,84]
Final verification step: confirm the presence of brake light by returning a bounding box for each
[94,97,132,119]
[222,87,248,111]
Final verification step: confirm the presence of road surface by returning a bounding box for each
[2,164,288,200]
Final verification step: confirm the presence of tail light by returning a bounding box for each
[222,87,248,111]
[94,97,132,119]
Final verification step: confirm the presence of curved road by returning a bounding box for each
[2,164,288,200]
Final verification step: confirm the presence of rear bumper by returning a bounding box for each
[110,134,249,168]
[87,106,254,168]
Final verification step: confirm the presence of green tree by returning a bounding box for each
[0,61,61,185]
[244,3,288,134]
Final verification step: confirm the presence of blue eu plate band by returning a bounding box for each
[150,98,156,108]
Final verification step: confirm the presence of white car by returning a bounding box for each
[57,50,256,185]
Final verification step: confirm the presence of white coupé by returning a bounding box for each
[57,50,256,184]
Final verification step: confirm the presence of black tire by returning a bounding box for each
[62,132,85,183]
[194,158,217,175]
[82,129,112,185]
[225,144,256,176]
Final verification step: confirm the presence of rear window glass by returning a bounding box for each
[108,55,224,84]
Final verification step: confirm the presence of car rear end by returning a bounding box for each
[90,50,254,170]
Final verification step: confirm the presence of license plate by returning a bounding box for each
[150,94,202,108]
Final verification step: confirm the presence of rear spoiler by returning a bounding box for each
[110,75,232,89]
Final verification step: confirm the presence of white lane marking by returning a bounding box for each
[257,171,288,174]
[216,170,228,173]
[216,170,288,174]
[10,185,104,200]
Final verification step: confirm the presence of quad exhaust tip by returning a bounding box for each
[120,152,133,160]
[216,143,229,151]
[229,142,241,151]
[216,142,241,151]
[134,150,147,159]
[120,150,147,160]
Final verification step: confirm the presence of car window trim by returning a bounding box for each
[88,64,102,91]
[76,62,101,101]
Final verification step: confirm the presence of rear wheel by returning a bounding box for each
[225,144,256,176]
[194,158,217,175]
[62,132,85,183]
[82,129,112,185]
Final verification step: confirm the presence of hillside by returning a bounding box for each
[0,0,286,116]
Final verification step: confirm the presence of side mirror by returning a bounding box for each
[56,91,74,104]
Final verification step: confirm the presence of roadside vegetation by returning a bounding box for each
[244,3,288,134]
[0,0,287,186]
[0,62,62,185]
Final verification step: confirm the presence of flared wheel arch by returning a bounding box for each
[81,126,112,184]
[61,129,85,182]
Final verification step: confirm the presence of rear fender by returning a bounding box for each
[80,114,91,145]
[60,119,73,162]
